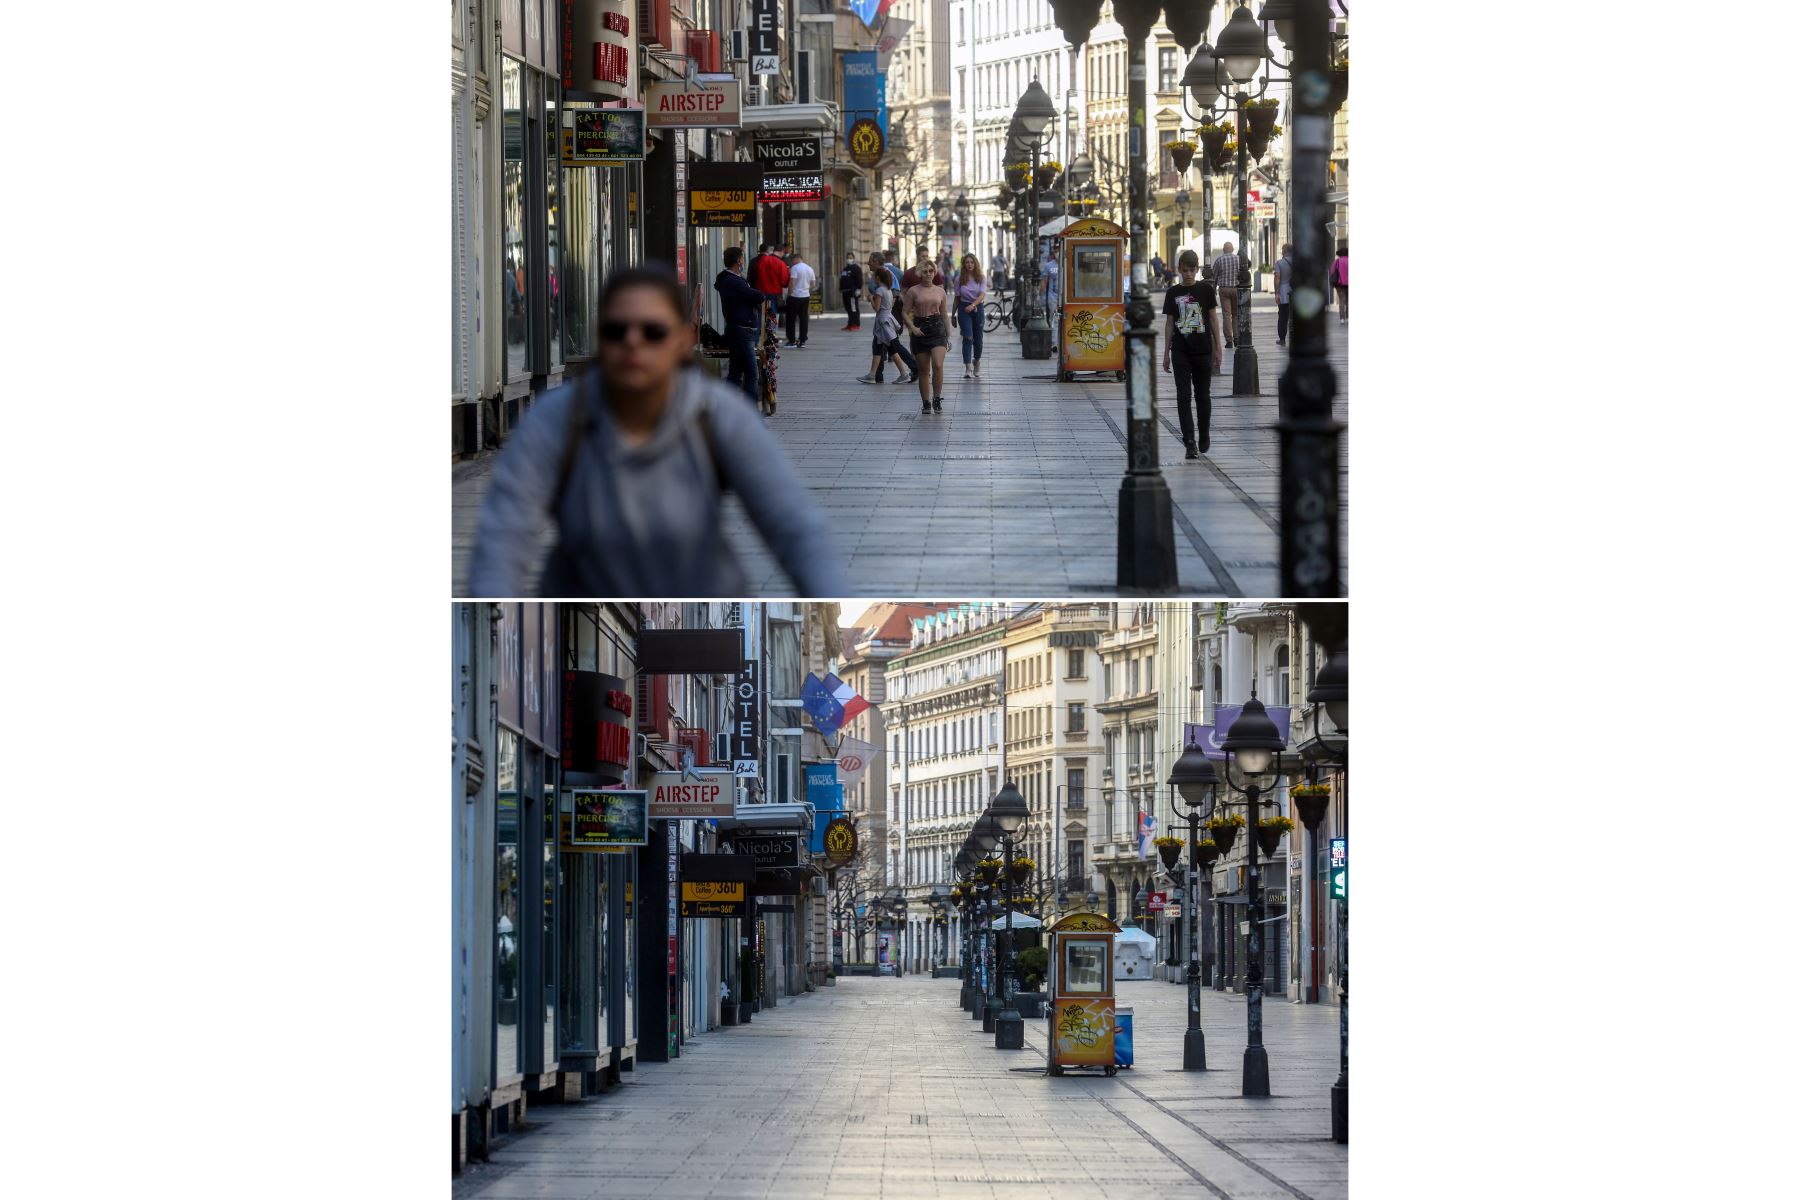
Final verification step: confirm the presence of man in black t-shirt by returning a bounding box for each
[1161,249,1224,458]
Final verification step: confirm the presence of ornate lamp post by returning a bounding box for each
[1211,4,1272,396]
[970,811,1003,1027]
[1219,694,1290,1097]
[1010,82,1059,359]
[1293,625,1347,1142]
[1169,739,1223,1070]
[988,783,1031,1050]
[1056,0,1209,590]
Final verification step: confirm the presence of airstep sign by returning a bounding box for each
[648,768,735,819]
[646,74,742,128]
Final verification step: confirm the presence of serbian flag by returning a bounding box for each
[1138,809,1157,859]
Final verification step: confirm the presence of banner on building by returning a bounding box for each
[841,51,888,143]
[833,735,880,789]
[567,788,649,848]
[562,107,646,165]
[689,161,762,228]
[646,74,742,128]
[875,18,911,57]
[648,768,735,819]
[1181,704,1294,763]
[561,0,637,103]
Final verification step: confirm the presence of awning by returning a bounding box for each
[988,912,1043,930]
[1039,215,1074,236]
[714,803,812,832]
[740,102,838,134]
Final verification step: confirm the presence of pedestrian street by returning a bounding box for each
[450,295,1348,598]
[452,974,1349,1200]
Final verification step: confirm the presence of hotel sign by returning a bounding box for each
[646,74,742,128]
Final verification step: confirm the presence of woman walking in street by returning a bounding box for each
[902,259,952,413]
[467,263,844,596]
[954,253,989,378]
[858,254,918,386]
[1330,242,1349,324]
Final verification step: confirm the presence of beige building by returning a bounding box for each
[836,603,938,895]
[1092,601,1163,922]
[999,604,1107,908]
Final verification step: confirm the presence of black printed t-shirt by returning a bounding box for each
[1163,281,1217,355]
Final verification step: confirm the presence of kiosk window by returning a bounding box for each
[1063,941,1108,993]
[1071,246,1118,301]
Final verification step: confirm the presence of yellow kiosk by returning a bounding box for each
[1056,217,1128,383]
[1045,911,1121,1076]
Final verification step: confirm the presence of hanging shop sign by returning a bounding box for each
[567,788,649,849]
[638,628,744,674]
[731,652,761,772]
[679,881,748,918]
[841,51,887,141]
[754,136,821,173]
[847,118,884,168]
[646,74,742,128]
[561,0,637,104]
[759,172,824,203]
[561,107,646,166]
[734,832,802,869]
[749,0,780,74]
[1146,891,1168,914]
[689,161,762,229]
[563,670,632,784]
[647,768,735,819]
[824,817,857,866]
[1330,837,1347,901]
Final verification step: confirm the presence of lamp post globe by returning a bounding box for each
[1017,79,1059,137]
[1215,3,1271,83]
[1256,0,1298,51]
[1308,645,1348,736]
[1182,43,1223,113]
[971,810,1003,854]
[1222,695,1284,788]
[991,781,1029,835]
[1170,741,1219,808]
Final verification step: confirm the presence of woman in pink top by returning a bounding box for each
[1331,243,1349,324]
[954,254,989,379]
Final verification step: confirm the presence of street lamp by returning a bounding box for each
[969,814,1002,1026]
[1010,81,1058,360]
[1056,0,1187,589]
[1219,693,1288,1098]
[1169,739,1222,1070]
[988,782,1030,1050]
[1295,629,1347,1142]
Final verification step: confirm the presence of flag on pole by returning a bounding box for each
[801,672,872,736]
[1138,809,1157,859]
[834,735,881,789]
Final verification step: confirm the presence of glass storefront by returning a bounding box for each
[541,765,557,1060]
[544,93,563,372]
[496,729,522,1081]
[502,57,529,381]
[557,849,608,1057]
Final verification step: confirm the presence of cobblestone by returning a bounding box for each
[453,973,1347,1199]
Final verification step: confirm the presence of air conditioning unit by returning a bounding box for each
[810,875,828,897]
[729,29,746,62]
[746,84,764,107]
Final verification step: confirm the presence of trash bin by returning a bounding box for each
[1114,1007,1134,1068]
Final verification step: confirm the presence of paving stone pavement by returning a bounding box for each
[453,974,1348,1200]
[451,295,1348,598]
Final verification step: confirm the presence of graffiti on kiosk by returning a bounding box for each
[1057,1002,1114,1050]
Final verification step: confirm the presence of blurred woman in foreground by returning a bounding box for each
[467,264,844,596]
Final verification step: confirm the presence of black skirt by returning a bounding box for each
[911,313,948,352]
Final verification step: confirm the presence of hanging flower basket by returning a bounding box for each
[1008,857,1036,886]
[1198,125,1229,165]
[1207,813,1244,855]
[1245,121,1282,162]
[1168,140,1197,175]
[1005,161,1032,193]
[1195,839,1221,869]
[1212,140,1238,172]
[1257,816,1295,858]
[1292,785,1330,832]
[1245,99,1280,141]
[1154,836,1185,871]
[976,858,1002,885]
[1035,161,1062,191]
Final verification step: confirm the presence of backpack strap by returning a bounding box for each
[550,370,594,522]
[693,385,729,494]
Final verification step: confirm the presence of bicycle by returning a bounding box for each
[985,289,1021,333]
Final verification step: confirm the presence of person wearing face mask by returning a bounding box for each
[467,263,844,595]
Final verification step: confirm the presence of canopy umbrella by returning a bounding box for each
[987,912,1043,930]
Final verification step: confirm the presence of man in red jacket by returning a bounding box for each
[749,242,790,318]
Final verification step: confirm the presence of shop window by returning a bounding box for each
[1276,644,1291,706]
[543,768,557,1061]
[502,58,530,381]
[545,90,563,370]
[496,729,522,1080]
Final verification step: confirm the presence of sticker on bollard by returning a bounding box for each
[1114,1007,1134,1068]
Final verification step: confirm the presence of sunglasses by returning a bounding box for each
[598,320,673,345]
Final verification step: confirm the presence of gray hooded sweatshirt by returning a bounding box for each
[467,367,843,596]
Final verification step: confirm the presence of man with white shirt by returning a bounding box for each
[784,251,816,347]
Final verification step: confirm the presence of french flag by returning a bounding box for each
[825,672,870,723]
